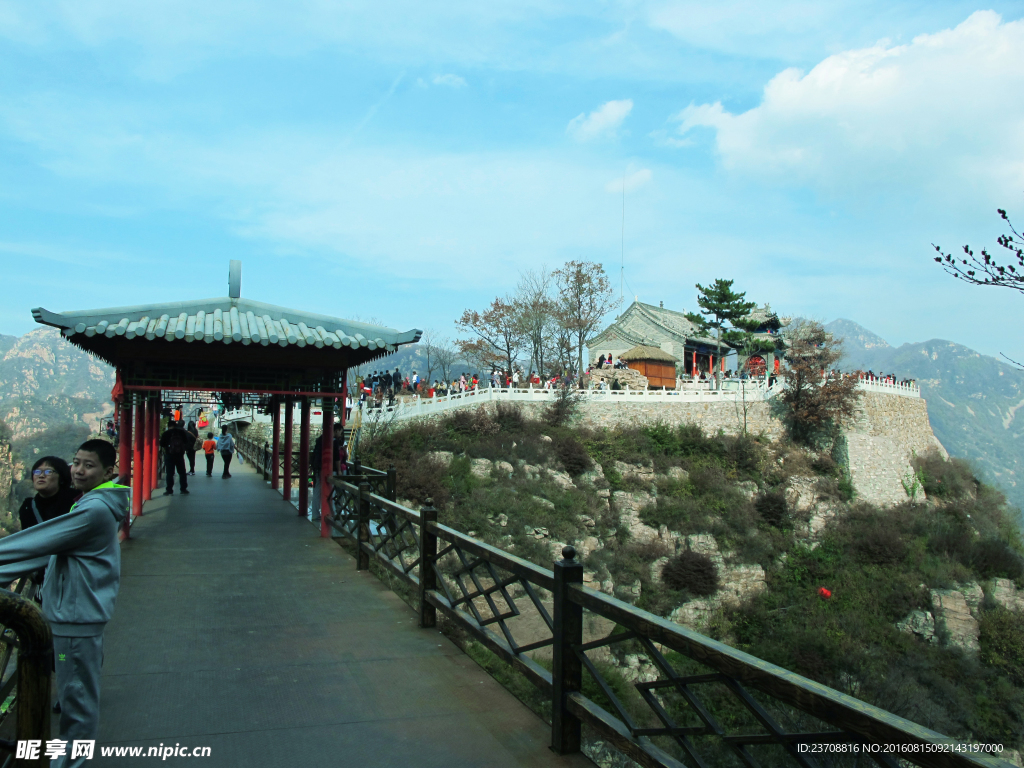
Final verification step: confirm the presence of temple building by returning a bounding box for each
[588,300,787,377]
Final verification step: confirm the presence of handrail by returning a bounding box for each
[0,583,53,765]
[321,465,1008,768]
[360,378,920,423]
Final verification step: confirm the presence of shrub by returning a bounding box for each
[543,384,582,427]
[970,539,1024,581]
[755,490,789,528]
[553,435,591,476]
[445,409,498,437]
[980,607,1024,685]
[854,526,909,566]
[662,550,719,597]
[492,402,525,432]
[913,452,978,500]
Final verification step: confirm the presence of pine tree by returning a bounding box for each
[695,279,756,388]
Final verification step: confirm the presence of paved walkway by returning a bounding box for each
[99,454,591,768]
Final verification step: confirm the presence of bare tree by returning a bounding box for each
[933,202,1024,292]
[456,297,526,378]
[426,333,461,385]
[514,268,555,379]
[553,261,620,381]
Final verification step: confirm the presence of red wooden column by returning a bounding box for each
[298,397,310,517]
[119,393,134,537]
[133,394,145,518]
[320,398,334,537]
[282,396,294,501]
[149,400,160,494]
[271,398,281,491]
[142,398,153,501]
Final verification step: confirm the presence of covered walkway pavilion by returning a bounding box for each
[96,452,586,767]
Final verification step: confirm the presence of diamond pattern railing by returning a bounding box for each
[320,467,1013,768]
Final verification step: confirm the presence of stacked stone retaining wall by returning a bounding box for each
[394,390,945,506]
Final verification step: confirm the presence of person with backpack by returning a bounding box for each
[160,420,192,495]
[216,426,236,478]
[185,420,200,476]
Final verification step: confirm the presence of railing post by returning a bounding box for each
[0,589,53,765]
[552,545,583,755]
[357,481,371,571]
[386,464,397,502]
[353,458,362,478]
[418,499,437,628]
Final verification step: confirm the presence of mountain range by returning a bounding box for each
[826,318,1024,512]
[0,321,1021,514]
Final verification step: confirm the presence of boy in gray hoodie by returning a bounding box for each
[0,439,129,766]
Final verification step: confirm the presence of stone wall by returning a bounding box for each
[844,392,947,506]
[374,389,947,506]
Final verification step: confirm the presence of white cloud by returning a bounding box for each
[432,73,467,88]
[672,11,1024,199]
[606,168,652,193]
[567,99,633,142]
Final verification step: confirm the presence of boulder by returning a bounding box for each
[666,466,689,483]
[589,366,649,390]
[494,460,514,476]
[546,469,576,490]
[426,450,454,466]
[578,466,609,489]
[785,476,824,514]
[896,610,937,643]
[931,587,980,652]
[735,481,758,500]
[611,490,660,544]
[470,458,493,478]
[531,495,555,511]
[613,460,655,481]
[992,578,1024,612]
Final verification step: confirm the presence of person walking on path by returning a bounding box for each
[160,420,192,495]
[217,426,236,478]
[202,432,217,476]
[185,420,199,476]
[0,439,129,768]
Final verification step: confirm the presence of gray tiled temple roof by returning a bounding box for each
[32,297,420,352]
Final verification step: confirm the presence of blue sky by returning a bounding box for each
[2,2,1024,362]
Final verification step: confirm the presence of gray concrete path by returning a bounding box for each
[99,453,591,767]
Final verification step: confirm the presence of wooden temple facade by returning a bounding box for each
[31,261,421,537]
[588,300,787,377]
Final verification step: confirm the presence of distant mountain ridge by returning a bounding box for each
[826,319,1024,512]
[0,327,114,439]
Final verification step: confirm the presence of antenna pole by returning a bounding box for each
[620,172,625,300]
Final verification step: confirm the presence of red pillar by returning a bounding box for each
[320,398,334,538]
[298,397,310,517]
[271,398,281,491]
[143,399,153,501]
[149,400,160,494]
[133,394,145,517]
[119,394,134,537]
[282,396,293,501]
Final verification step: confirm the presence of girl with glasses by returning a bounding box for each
[18,456,80,531]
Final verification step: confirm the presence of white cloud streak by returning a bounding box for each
[432,73,466,87]
[567,99,633,142]
[672,11,1024,200]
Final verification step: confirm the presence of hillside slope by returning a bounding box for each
[0,327,114,440]
[828,319,1024,511]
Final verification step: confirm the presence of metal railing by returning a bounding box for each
[0,576,53,767]
[325,468,1011,768]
